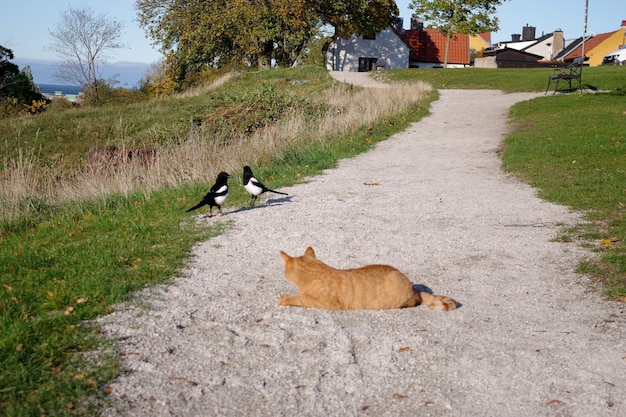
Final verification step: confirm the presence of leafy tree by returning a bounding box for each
[135,0,398,88]
[48,7,127,97]
[136,0,319,86]
[410,0,507,67]
[1,45,47,115]
[0,45,20,94]
[313,0,398,39]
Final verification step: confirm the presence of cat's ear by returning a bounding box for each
[280,251,290,263]
[304,247,316,258]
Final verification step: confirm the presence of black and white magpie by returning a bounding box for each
[243,165,288,206]
[186,171,231,216]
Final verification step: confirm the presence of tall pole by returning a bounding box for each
[582,0,589,59]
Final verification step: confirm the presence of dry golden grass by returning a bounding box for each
[1,80,431,222]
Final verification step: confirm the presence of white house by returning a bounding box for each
[325,27,410,72]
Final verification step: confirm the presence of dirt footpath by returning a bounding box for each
[101,76,625,416]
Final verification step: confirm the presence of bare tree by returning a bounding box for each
[48,7,126,92]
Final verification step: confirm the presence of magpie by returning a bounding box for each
[186,171,231,216]
[242,165,288,206]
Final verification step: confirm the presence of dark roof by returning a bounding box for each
[553,37,585,60]
[483,47,543,61]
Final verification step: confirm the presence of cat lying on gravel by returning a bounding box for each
[278,247,457,311]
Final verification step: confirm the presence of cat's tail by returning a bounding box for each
[418,291,458,311]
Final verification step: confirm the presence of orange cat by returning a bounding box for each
[278,247,457,311]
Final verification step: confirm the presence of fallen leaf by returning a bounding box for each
[546,399,563,406]
[399,347,412,352]
[393,393,407,399]
[64,306,74,316]
[363,182,380,186]
[2,284,12,292]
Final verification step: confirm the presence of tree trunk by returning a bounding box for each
[444,34,451,68]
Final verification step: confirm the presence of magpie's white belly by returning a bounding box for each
[245,180,263,196]
[214,193,227,206]
[213,185,228,205]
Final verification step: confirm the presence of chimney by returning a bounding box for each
[522,24,536,41]
[393,17,404,33]
[551,29,564,58]
[511,34,521,42]
[410,17,424,31]
[621,20,626,27]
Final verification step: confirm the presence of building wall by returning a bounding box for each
[524,31,564,60]
[325,28,410,72]
[469,33,490,54]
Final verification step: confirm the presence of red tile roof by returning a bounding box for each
[400,29,470,65]
[479,32,491,45]
[564,30,618,60]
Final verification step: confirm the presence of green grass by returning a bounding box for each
[0,67,434,416]
[502,90,626,298]
[378,65,626,93]
[0,187,228,415]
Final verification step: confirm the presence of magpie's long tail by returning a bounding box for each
[267,189,288,196]
[186,201,206,212]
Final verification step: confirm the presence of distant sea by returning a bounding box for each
[37,83,82,95]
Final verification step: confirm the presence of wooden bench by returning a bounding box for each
[545,56,585,95]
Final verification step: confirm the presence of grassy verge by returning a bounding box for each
[0,188,226,415]
[502,90,626,299]
[0,68,435,416]
[376,65,626,93]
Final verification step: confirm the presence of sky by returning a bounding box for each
[2,1,162,87]
[2,1,625,85]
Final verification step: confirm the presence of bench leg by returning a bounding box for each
[546,78,553,95]
[553,78,560,95]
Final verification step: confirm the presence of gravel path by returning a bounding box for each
[100,76,625,416]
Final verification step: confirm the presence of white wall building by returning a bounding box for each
[325,28,410,72]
